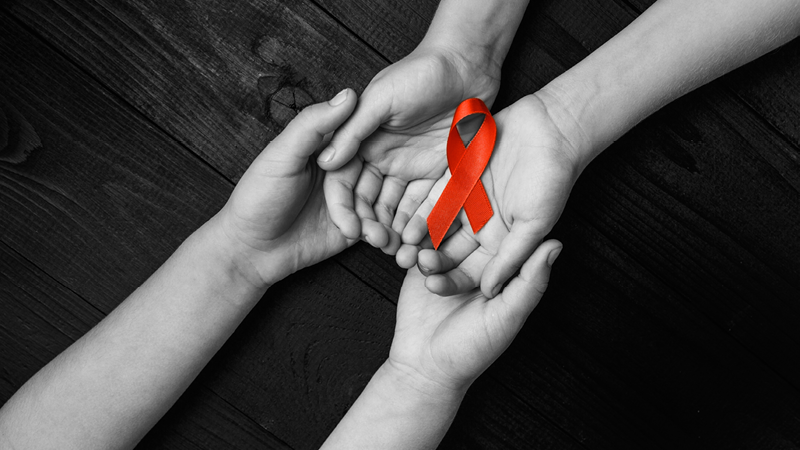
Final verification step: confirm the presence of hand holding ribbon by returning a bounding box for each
[397,94,579,298]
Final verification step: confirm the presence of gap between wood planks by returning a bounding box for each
[0,5,402,308]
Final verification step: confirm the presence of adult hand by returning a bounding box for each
[397,93,586,298]
[388,239,561,392]
[212,89,359,289]
[318,44,501,251]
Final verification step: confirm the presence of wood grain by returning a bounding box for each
[3,0,800,449]
[0,11,394,449]
[6,0,387,182]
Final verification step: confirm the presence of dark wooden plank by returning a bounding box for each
[534,0,800,371]
[0,18,232,313]
[5,0,386,182]
[440,375,586,450]
[197,260,396,449]
[0,12,396,449]
[539,224,800,448]
[310,0,435,62]
[5,1,800,449]
[137,386,293,450]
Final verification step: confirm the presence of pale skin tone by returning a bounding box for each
[319,0,531,250]
[0,87,560,450]
[2,0,799,448]
[324,0,800,298]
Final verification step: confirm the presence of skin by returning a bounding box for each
[397,96,578,297]
[321,240,560,449]
[319,0,530,251]
[0,89,362,450]
[0,88,560,450]
[323,0,800,298]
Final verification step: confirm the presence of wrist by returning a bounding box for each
[524,89,595,174]
[419,0,529,78]
[375,359,467,413]
[382,358,470,402]
[532,80,613,174]
[199,212,277,293]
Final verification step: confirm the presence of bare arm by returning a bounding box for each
[398,0,800,298]
[0,91,360,450]
[540,0,800,171]
[0,223,264,449]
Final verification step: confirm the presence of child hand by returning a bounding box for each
[396,94,584,298]
[388,239,561,392]
[318,45,501,251]
[211,89,359,289]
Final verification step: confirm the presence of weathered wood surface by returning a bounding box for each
[2,0,799,449]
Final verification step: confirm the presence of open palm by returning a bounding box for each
[397,94,581,298]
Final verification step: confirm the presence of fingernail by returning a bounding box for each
[328,88,348,106]
[318,146,334,163]
[547,246,563,268]
[490,284,501,298]
[418,261,429,274]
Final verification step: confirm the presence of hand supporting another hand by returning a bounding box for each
[321,237,560,449]
[389,238,562,393]
[318,44,501,252]
[213,88,359,289]
[397,94,584,298]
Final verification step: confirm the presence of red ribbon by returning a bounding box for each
[427,98,496,250]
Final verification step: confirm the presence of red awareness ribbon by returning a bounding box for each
[427,98,496,250]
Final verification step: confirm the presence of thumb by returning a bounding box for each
[316,84,392,170]
[492,240,562,330]
[480,220,549,298]
[265,88,357,172]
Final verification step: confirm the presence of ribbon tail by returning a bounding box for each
[463,180,493,233]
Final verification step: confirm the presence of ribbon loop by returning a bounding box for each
[427,98,496,250]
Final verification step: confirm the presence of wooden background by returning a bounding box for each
[1,0,799,448]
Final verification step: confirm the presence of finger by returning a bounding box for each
[316,84,392,170]
[395,236,435,269]
[416,227,479,276]
[269,88,356,172]
[480,221,549,299]
[424,248,493,296]
[354,164,383,220]
[373,176,407,228]
[392,178,437,236]
[381,225,403,255]
[354,164,388,247]
[323,156,363,239]
[400,175,449,245]
[361,219,389,248]
[492,240,562,329]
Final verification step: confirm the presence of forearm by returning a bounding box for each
[321,361,466,450]
[0,217,267,449]
[421,0,529,68]
[538,0,800,171]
